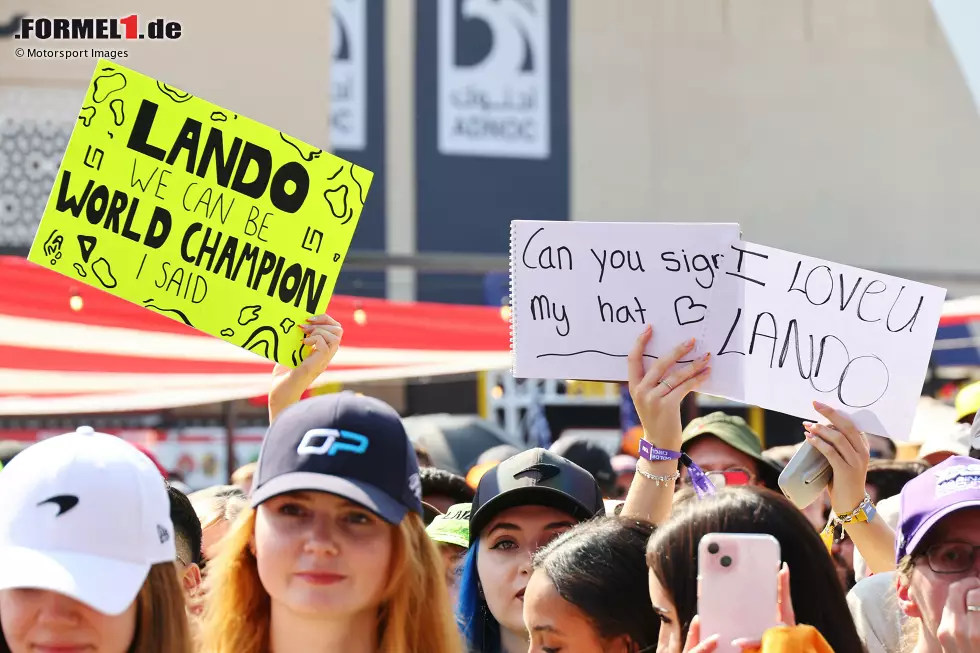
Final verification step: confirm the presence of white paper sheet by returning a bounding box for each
[510,220,742,379]
[510,221,947,440]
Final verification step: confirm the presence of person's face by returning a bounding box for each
[438,542,466,602]
[0,589,137,653]
[476,505,576,636]
[201,518,231,560]
[613,472,633,500]
[648,569,682,653]
[254,491,394,618]
[900,509,980,635]
[524,569,631,653]
[681,436,761,488]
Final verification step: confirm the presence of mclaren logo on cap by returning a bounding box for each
[297,429,369,457]
[37,494,79,516]
[514,463,561,482]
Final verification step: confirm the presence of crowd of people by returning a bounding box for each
[0,315,978,653]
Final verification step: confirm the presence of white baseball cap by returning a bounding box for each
[0,427,175,615]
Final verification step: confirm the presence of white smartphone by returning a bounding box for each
[778,440,832,509]
[697,533,781,653]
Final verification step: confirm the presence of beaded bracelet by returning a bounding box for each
[637,468,681,487]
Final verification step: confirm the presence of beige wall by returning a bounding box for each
[0,0,330,147]
[571,0,980,290]
[5,0,980,294]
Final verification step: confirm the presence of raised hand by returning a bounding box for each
[627,325,711,451]
[802,401,869,514]
[268,314,344,422]
[803,401,897,573]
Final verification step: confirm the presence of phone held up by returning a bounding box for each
[778,440,832,509]
[698,533,781,653]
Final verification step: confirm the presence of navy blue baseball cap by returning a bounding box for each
[469,448,605,543]
[250,392,423,524]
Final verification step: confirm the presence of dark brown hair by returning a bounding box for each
[646,485,863,653]
[866,460,928,502]
[532,516,659,650]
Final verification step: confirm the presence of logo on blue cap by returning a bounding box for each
[297,429,369,457]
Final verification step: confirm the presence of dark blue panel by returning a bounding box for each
[933,324,980,367]
[333,0,386,299]
[415,0,569,304]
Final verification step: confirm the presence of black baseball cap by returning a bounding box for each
[469,448,605,543]
[548,438,616,492]
[250,392,423,525]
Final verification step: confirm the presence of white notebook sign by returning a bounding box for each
[509,220,742,380]
[510,221,947,439]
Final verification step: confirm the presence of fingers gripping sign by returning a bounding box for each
[269,313,344,422]
[802,401,870,514]
[299,312,344,369]
[627,325,711,451]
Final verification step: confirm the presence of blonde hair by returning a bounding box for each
[190,485,248,530]
[0,562,192,653]
[199,507,464,653]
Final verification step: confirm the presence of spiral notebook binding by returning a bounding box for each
[508,221,517,377]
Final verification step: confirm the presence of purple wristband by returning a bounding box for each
[637,440,717,499]
[638,440,680,462]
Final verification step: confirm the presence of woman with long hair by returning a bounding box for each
[198,391,463,653]
[457,326,712,653]
[896,455,980,652]
[646,485,865,653]
[0,427,192,653]
[523,516,660,653]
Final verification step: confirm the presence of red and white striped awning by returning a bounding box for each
[0,256,511,415]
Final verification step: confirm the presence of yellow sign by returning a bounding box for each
[28,60,373,367]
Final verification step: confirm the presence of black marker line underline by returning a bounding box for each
[535,350,695,364]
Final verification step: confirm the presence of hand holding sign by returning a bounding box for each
[802,402,870,515]
[299,314,344,368]
[628,326,712,452]
[269,313,344,422]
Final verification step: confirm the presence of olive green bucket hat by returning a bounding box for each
[681,412,783,486]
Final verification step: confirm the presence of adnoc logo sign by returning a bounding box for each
[437,0,550,159]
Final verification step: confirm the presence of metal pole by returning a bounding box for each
[223,400,239,483]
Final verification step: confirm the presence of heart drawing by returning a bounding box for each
[674,296,707,326]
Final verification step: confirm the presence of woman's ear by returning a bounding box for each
[896,572,922,619]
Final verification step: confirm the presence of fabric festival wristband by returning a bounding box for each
[637,440,717,499]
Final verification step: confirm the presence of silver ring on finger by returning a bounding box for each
[659,379,674,392]
[968,605,980,613]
